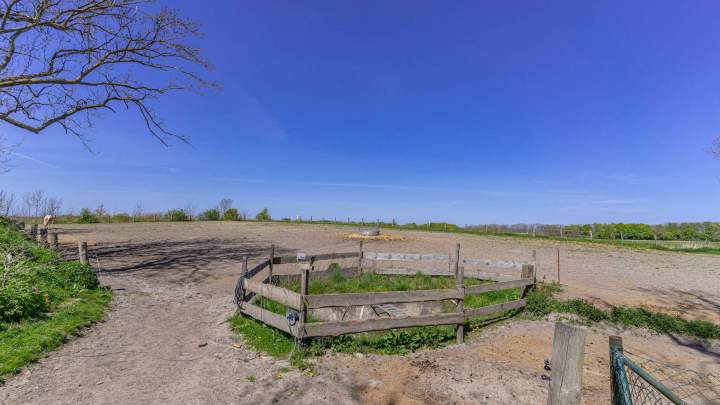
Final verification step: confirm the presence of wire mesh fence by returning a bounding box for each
[610,336,720,404]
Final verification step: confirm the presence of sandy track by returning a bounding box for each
[1,222,718,404]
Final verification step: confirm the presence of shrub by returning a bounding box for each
[200,208,220,221]
[223,208,238,221]
[112,213,131,223]
[165,209,189,222]
[78,208,98,224]
[255,208,271,221]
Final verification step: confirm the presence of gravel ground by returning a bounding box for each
[1,221,718,404]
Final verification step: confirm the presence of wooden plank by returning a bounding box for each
[454,243,464,344]
[240,302,293,335]
[312,252,360,261]
[464,279,533,295]
[374,268,454,277]
[302,312,465,337]
[548,322,587,405]
[245,259,270,279]
[463,299,526,318]
[463,258,525,269]
[364,252,451,262]
[243,279,302,310]
[464,269,518,282]
[372,304,408,318]
[305,288,461,308]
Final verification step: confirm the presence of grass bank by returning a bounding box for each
[0,218,111,380]
[525,283,720,340]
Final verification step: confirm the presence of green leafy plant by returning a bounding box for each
[223,208,239,221]
[78,208,98,224]
[255,208,271,221]
[200,208,220,221]
[165,209,189,222]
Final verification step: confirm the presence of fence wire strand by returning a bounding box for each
[621,350,720,405]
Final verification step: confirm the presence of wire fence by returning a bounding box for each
[610,337,720,404]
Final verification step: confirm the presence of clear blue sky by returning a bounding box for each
[3,0,720,224]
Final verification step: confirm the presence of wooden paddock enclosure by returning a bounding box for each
[234,243,536,343]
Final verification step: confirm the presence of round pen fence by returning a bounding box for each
[233,243,536,343]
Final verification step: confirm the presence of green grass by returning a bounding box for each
[525,283,720,340]
[0,217,111,380]
[230,266,523,368]
[0,289,111,378]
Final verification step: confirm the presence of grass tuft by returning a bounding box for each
[524,284,720,340]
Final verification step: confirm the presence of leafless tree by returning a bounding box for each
[182,203,196,219]
[218,198,233,216]
[132,203,142,220]
[44,196,62,216]
[0,0,215,153]
[22,189,45,217]
[0,189,14,215]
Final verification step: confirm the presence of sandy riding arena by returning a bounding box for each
[1,222,718,404]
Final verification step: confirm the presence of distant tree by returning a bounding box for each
[132,204,143,221]
[182,204,197,219]
[0,190,15,216]
[94,204,107,221]
[255,208,271,221]
[200,208,220,221]
[165,209,189,222]
[45,197,62,216]
[22,190,46,217]
[0,0,215,158]
[78,208,97,224]
[218,198,233,217]
[223,208,239,221]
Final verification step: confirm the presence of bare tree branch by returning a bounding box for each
[0,0,215,149]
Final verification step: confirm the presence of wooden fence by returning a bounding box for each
[235,243,536,342]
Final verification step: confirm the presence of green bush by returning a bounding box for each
[165,209,189,222]
[255,208,271,221]
[200,208,220,221]
[223,208,238,221]
[78,208,98,224]
[0,273,49,322]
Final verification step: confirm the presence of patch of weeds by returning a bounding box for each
[522,283,720,340]
[246,375,256,382]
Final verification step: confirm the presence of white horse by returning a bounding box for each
[42,214,55,228]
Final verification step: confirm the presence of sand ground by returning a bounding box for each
[1,222,718,404]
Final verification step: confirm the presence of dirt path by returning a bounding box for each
[1,222,718,404]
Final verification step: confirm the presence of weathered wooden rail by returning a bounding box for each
[235,243,536,342]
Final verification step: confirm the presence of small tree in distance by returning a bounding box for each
[200,208,220,221]
[223,208,239,221]
[255,208,271,221]
[218,198,233,217]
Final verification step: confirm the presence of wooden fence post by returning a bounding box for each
[521,264,536,298]
[358,240,364,272]
[548,322,587,405]
[39,228,48,247]
[299,257,311,339]
[50,232,59,250]
[79,241,89,265]
[454,243,464,343]
[268,244,274,283]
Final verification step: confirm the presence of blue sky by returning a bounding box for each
[3,0,720,224]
